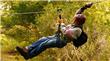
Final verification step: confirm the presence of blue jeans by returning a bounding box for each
[27,35,67,58]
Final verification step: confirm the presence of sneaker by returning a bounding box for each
[16,46,30,60]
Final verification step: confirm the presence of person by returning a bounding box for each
[16,2,93,60]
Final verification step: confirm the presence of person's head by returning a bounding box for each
[73,14,86,25]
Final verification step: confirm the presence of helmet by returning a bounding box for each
[73,14,86,25]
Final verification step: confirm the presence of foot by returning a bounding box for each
[16,46,30,60]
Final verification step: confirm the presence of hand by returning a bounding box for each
[57,19,63,24]
[85,2,93,8]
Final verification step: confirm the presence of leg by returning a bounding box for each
[16,36,51,60]
[27,35,55,51]
[27,37,48,52]
[16,35,67,60]
[28,36,67,59]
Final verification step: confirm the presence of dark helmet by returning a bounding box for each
[73,14,86,25]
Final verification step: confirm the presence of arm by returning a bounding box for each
[75,2,93,14]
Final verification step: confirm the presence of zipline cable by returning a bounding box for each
[1,11,43,16]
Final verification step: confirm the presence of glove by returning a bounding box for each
[57,19,64,24]
[85,2,93,8]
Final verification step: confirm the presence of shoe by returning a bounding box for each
[16,46,30,60]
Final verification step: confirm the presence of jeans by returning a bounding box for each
[27,35,67,58]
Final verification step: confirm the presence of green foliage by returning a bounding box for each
[2,1,47,27]
[1,1,110,61]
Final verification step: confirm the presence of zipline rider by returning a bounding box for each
[16,2,93,60]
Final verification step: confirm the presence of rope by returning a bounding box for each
[1,11,43,16]
[11,12,42,15]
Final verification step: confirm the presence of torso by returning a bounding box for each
[63,24,82,42]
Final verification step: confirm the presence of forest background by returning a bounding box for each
[0,1,110,61]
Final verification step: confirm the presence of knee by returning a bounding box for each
[39,37,47,40]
